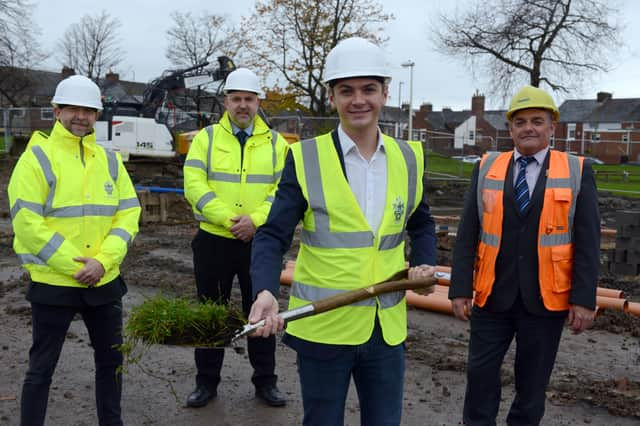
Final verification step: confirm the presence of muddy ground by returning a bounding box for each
[1,153,639,425]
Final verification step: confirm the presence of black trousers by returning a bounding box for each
[463,298,566,426]
[21,300,123,426]
[191,229,277,391]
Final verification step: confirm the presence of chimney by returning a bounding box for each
[420,103,433,114]
[106,70,120,82]
[597,92,612,102]
[442,107,452,113]
[471,89,485,117]
[61,66,75,78]
[401,102,410,111]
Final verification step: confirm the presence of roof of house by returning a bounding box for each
[482,110,509,131]
[426,110,471,132]
[559,97,640,123]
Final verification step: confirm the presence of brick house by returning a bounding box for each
[556,92,640,164]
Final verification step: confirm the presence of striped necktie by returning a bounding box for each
[515,156,535,214]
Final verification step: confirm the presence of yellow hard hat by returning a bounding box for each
[506,85,559,121]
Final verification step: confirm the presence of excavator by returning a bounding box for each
[95,56,236,162]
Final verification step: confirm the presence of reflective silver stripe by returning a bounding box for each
[567,154,582,242]
[480,232,500,247]
[379,232,405,250]
[18,253,46,265]
[270,129,278,172]
[378,291,404,309]
[109,227,132,245]
[476,152,501,225]
[31,145,57,216]
[292,281,403,310]
[274,170,282,180]
[266,195,274,203]
[540,232,571,246]
[395,138,417,226]
[184,159,206,171]
[301,138,333,246]
[119,197,140,210]
[196,192,215,211]
[206,126,214,177]
[300,230,373,248]
[484,178,504,190]
[246,174,276,184]
[105,150,119,182]
[209,172,241,183]
[10,199,44,219]
[48,205,119,217]
[38,232,64,262]
[291,281,375,307]
[546,177,571,188]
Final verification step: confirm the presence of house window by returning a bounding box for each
[591,133,600,142]
[41,108,54,121]
[12,108,25,118]
[550,135,555,148]
[622,133,629,142]
[567,123,576,140]
[468,130,475,140]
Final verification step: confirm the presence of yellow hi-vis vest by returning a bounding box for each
[474,150,583,310]
[183,112,288,238]
[8,121,141,287]
[286,133,424,345]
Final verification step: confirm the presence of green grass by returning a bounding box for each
[424,151,640,197]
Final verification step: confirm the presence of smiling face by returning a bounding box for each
[508,108,556,156]
[329,77,388,133]
[223,90,260,128]
[54,105,98,137]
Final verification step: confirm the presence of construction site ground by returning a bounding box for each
[1,153,639,425]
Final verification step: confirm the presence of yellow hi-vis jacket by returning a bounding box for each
[286,133,424,345]
[183,112,288,238]
[474,150,584,310]
[8,121,141,287]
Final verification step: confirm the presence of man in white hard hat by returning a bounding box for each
[8,74,141,425]
[449,85,599,425]
[183,67,289,408]
[247,37,437,425]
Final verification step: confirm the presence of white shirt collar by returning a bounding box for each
[514,146,549,165]
[337,124,385,157]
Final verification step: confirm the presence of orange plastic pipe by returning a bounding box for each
[626,302,640,317]
[406,290,453,315]
[596,287,625,299]
[596,295,628,311]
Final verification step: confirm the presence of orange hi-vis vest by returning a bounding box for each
[474,150,584,310]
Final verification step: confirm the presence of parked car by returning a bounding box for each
[461,155,481,164]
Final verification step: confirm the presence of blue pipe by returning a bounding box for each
[135,185,184,194]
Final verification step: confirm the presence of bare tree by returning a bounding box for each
[165,11,232,68]
[433,0,621,100]
[237,0,393,116]
[58,10,124,80]
[0,0,45,106]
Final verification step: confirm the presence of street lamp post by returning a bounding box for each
[401,60,415,140]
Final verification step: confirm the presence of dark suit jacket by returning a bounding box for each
[449,151,600,315]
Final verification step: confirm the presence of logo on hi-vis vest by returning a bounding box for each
[392,196,405,223]
[104,182,114,196]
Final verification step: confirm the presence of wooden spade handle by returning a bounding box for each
[311,274,437,315]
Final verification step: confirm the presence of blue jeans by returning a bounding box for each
[296,321,405,426]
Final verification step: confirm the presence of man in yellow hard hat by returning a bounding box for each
[449,85,600,425]
[8,74,141,425]
[183,67,289,408]
[247,37,437,425]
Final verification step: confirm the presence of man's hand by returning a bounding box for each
[452,297,473,321]
[567,304,595,334]
[230,215,256,242]
[248,290,284,338]
[408,264,436,295]
[73,257,105,287]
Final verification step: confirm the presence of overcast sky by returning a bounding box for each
[33,0,640,111]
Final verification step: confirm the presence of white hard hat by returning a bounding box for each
[223,68,264,98]
[51,75,103,111]
[323,37,391,85]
